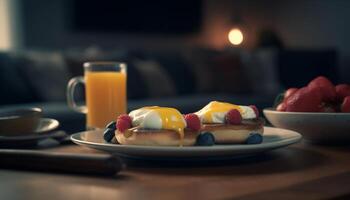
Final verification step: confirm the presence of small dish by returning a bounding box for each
[0,118,59,140]
[263,108,350,143]
[0,107,42,136]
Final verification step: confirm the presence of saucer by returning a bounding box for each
[0,118,60,146]
[0,107,42,136]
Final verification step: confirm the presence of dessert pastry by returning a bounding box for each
[195,101,264,144]
[104,106,201,146]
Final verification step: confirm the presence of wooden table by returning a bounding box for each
[1,141,350,200]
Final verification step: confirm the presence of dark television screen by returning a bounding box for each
[71,0,202,34]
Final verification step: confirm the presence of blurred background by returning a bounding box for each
[0,0,348,132]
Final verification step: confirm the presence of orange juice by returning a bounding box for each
[85,71,127,129]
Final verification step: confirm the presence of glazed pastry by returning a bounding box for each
[195,101,264,144]
[104,106,201,146]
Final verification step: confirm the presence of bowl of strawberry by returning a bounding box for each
[264,76,350,143]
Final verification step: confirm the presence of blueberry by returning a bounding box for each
[103,128,115,142]
[246,133,263,144]
[106,121,116,130]
[196,132,215,146]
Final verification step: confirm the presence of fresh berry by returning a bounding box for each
[285,86,323,112]
[341,96,350,112]
[308,76,336,102]
[336,84,350,101]
[184,113,201,131]
[249,105,259,117]
[285,88,298,99]
[106,121,116,130]
[246,133,263,144]
[276,102,287,111]
[116,118,131,132]
[103,128,115,142]
[196,132,215,146]
[225,109,242,124]
[117,114,132,125]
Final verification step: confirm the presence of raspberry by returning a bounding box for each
[116,115,132,132]
[341,96,350,112]
[184,113,201,131]
[116,119,131,132]
[117,114,132,125]
[249,105,259,117]
[225,109,242,125]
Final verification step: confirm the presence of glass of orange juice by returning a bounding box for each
[67,62,127,130]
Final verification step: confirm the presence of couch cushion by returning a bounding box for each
[135,50,197,95]
[0,52,38,105]
[17,51,72,102]
[132,59,176,97]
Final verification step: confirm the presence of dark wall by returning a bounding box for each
[19,0,350,81]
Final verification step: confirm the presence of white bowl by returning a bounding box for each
[263,108,350,143]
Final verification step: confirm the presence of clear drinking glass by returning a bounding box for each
[67,62,127,130]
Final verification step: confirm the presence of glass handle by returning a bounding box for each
[66,76,87,114]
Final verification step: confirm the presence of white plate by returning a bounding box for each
[71,127,302,158]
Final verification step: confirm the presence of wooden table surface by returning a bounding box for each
[1,141,350,200]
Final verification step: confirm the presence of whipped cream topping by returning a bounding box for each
[195,101,256,124]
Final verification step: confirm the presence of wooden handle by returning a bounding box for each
[0,150,124,176]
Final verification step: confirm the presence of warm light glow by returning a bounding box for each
[228,28,243,45]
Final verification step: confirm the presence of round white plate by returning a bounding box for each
[71,127,302,158]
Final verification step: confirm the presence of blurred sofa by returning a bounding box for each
[0,47,337,133]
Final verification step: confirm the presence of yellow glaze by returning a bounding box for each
[137,106,186,145]
[197,101,243,123]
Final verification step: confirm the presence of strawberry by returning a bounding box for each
[276,102,286,111]
[335,84,350,101]
[284,88,298,99]
[225,109,242,125]
[184,114,201,131]
[308,76,336,102]
[341,96,350,112]
[249,105,259,117]
[285,86,323,112]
